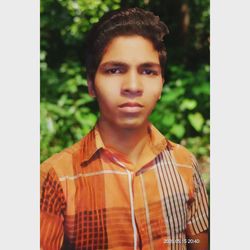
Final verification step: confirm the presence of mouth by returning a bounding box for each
[118,102,144,113]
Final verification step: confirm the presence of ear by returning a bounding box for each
[87,78,96,97]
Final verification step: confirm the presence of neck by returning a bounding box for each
[97,119,150,165]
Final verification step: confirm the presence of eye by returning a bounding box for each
[105,67,122,74]
[142,69,159,76]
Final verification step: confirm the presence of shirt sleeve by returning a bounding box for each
[40,167,66,250]
[186,155,209,236]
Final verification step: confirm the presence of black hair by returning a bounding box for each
[85,7,169,81]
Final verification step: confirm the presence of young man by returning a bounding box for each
[40,7,209,250]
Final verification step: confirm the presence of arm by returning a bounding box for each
[186,155,209,250]
[40,168,66,250]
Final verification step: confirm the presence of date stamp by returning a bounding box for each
[163,238,200,244]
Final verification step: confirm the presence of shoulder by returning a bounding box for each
[40,139,83,180]
[166,141,203,198]
[167,140,195,167]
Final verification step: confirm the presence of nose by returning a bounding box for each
[121,70,143,97]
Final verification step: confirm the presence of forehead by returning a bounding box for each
[100,35,160,65]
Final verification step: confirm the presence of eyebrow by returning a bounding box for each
[99,61,161,69]
[99,61,128,68]
[139,62,161,69]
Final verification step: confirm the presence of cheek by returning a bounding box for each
[94,82,120,109]
[145,83,163,101]
[95,75,121,95]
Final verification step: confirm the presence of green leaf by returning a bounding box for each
[161,88,185,103]
[170,124,185,138]
[162,113,175,127]
[188,112,205,132]
[180,99,197,111]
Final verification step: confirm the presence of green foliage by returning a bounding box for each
[40,0,121,161]
[40,0,210,191]
[150,64,210,163]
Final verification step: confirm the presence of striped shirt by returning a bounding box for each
[40,124,208,250]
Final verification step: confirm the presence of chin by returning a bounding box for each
[116,117,148,130]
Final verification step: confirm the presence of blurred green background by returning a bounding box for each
[40,0,210,192]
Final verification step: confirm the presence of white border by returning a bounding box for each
[0,1,40,249]
[211,0,250,249]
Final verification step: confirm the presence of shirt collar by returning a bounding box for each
[81,123,172,164]
[147,124,173,155]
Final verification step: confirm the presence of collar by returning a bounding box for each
[147,124,173,155]
[80,122,173,164]
[80,126,103,163]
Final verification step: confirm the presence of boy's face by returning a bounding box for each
[88,35,164,129]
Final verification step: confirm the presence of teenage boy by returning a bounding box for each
[40,7,209,250]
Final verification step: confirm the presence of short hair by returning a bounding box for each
[85,7,169,82]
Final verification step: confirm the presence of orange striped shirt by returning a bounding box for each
[40,124,208,250]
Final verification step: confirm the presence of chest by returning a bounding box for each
[61,151,192,249]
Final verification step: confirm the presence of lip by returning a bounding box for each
[118,102,143,108]
[118,102,144,113]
